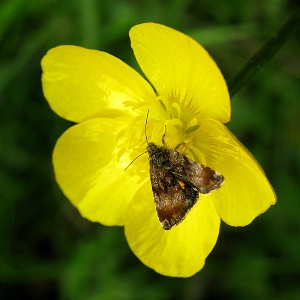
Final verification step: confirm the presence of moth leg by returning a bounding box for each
[175,142,187,153]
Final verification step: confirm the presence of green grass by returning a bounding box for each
[0,0,299,299]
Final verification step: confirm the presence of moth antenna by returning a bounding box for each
[145,110,150,145]
[124,151,147,171]
[125,110,150,171]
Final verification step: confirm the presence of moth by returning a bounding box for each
[147,139,224,230]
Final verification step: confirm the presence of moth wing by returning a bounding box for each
[150,165,199,230]
[168,149,224,194]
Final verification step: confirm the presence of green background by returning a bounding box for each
[0,0,299,299]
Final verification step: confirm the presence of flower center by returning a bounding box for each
[116,95,205,177]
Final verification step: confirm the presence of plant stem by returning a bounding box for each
[228,7,300,97]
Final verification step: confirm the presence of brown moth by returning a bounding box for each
[147,141,224,230]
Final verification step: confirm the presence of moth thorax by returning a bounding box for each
[147,143,170,168]
[146,142,158,155]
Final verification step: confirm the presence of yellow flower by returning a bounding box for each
[41,23,276,277]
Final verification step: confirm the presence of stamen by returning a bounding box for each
[172,103,182,119]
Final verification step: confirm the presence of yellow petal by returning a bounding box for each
[130,23,230,123]
[53,118,140,225]
[125,180,220,277]
[196,119,276,226]
[41,45,156,123]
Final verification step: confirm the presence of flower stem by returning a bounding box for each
[228,7,300,97]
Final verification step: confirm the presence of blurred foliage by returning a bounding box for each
[0,0,299,299]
